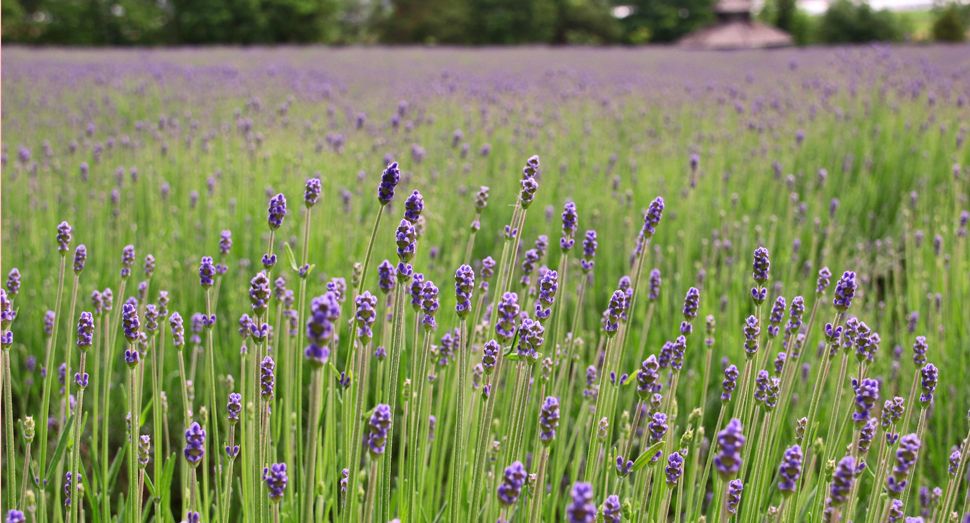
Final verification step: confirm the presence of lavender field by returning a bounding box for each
[1,45,970,523]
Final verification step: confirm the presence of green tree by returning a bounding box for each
[620,0,716,43]
[932,1,968,41]
[817,0,902,43]
[381,0,473,43]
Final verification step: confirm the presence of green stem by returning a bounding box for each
[356,205,385,296]
[37,256,67,523]
[450,319,469,523]
[3,349,18,515]
[204,290,224,521]
[302,369,322,523]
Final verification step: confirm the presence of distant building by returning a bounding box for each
[679,0,793,49]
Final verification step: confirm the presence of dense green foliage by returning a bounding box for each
[816,0,904,43]
[3,0,966,45]
[931,1,969,42]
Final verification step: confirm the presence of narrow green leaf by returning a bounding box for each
[108,440,129,491]
[44,413,76,487]
[631,441,665,472]
[140,399,152,428]
[159,452,177,523]
[83,466,102,523]
[144,473,156,498]
[284,242,299,272]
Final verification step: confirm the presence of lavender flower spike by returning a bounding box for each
[778,445,803,496]
[566,482,596,523]
[642,197,665,239]
[497,461,527,506]
[304,178,322,207]
[366,404,392,457]
[378,161,401,205]
[715,418,745,479]
[267,193,287,230]
[726,479,743,515]
[832,271,857,312]
[56,221,73,255]
[455,265,475,320]
[199,256,216,288]
[539,396,560,445]
[263,463,289,502]
[183,422,206,467]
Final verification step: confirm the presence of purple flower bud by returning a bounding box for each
[743,316,760,359]
[778,445,803,495]
[919,363,937,406]
[304,178,322,207]
[642,197,665,239]
[721,364,739,402]
[497,461,528,506]
[120,245,135,279]
[888,434,921,498]
[913,336,928,367]
[539,396,560,445]
[305,292,340,367]
[683,287,700,322]
[122,303,140,343]
[753,247,770,285]
[354,292,379,345]
[833,271,857,312]
[496,292,519,343]
[5,269,20,298]
[77,312,95,351]
[183,422,206,467]
[829,456,856,505]
[715,418,745,479]
[666,452,684,486]
[726,479,743,514]
[378,162,401,205]
[404,190,425,224]
[816,267,832,295]
[56,222,73,255]
[851,378,880,425]
[565,481,595,523]
[227,393,242,424]
[170,313,185,349]
[267,193,287,230]
[199,257,216,288]
[73,245,87,274]
[263,463,288,502]
[637,356,661,399]
[219,230,232,255]
[603,495,621,523]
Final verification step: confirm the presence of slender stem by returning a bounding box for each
[204,290,224,521]
[528,448,549,523]
[37,256,67,523]
[356,205,385,297]
[693,407,726,521]
[450,319,469,523]
[294,205,312,501]
[3,349,18,515]
[302,369,322,523]
[150,335,163,522]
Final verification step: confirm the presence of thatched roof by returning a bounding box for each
[679,20,793,49]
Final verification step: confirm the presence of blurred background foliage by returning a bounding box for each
[1,0,967,45]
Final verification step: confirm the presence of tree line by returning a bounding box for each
[1,0,966,46]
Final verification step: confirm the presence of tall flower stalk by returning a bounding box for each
[36,222,71,523]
